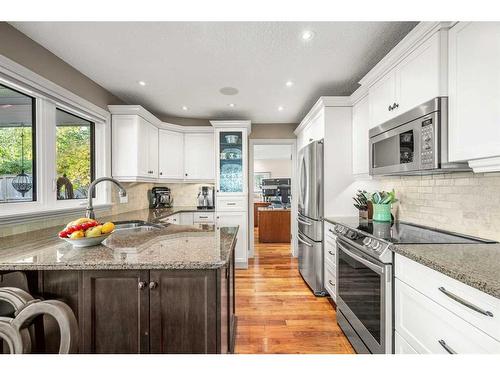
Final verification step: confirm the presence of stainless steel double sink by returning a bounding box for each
[113,220,163,233]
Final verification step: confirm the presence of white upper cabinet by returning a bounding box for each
[184,133,215,180]
[110,105,215,182]
[396,32,445,114]
[146,120,159,178]
[158,129,184,180]
[352,94,370,175]
[112,114,159,181]
[368,71,397,127]
[368,30,447,128]
[448,22,500,170]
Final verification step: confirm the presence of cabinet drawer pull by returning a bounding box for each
[138,281,147,290]
[438,287,494,317]
[328,280,335,286]
[328,251,335,256]
[226,202,236,206]
[149,281,158,290]
[438,339,456,354]
[198,216,209,219]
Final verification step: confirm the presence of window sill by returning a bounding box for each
[0,204,112,226]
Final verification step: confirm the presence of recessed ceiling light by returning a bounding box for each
[301,30,315,41]
[278,106,284,112]
[285,80,294,87]
[228,103,235,108]
[219,87,239,96]
[138,81,146,86]
[182,106,188,111]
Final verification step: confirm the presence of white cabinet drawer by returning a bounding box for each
[395,254,500,341]
[395,279,500,354]
[324,222,337,242]
[395,331,418,354]
[324,238,336,266]
[324,262,336,301]
[216,196,246,211]
[193,212,215,223]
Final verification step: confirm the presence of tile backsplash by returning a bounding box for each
[360,172,500,241]
[0,182,213,237]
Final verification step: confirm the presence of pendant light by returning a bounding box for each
[11,123,32,197]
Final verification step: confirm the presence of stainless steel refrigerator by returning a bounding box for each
[297,140,326,296]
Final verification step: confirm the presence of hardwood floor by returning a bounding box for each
[234,229,354,354]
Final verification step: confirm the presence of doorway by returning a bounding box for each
[248,139,297,258]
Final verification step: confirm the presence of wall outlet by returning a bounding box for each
[119,195,128,204]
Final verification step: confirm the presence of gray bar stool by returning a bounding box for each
[0,287,79,354]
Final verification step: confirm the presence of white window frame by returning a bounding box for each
[0,54,112,222]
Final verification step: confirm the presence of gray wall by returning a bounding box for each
[0,22,124,110]
[250,123,297,139]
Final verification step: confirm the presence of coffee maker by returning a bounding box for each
[149,187,173,208]
[197,186,214,209]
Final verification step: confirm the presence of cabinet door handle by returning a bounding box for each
[328,280,334,286]
[149,281,158,290]
[159,172,163,176]
[438,339,456,354]
[438,287,494,317]
[328,251,335,256]
[393,102,399,109]
[388,104,393,111]
[138,281,147,290]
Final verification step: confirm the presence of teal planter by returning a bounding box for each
[372,204,392,222]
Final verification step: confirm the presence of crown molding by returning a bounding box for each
[108,105,213,133]
[359,21,455,88]
[294,96,351,135]
[210,120,252,132]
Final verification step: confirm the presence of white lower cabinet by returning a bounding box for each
[395,254,500,354]
[216,211,248,268]
[323,222,337,301]
[179,212,194,226]
[193,212,215,224]
[164,214,179,224]
[395,331,418,354]
[395,279,500,354]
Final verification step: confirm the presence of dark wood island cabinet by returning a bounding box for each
[32,253,236,354]
[0,212,238,354]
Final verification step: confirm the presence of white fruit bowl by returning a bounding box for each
[62,232,112,248]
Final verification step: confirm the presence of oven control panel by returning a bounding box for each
[334,224,392,263]
[420,117,435,169]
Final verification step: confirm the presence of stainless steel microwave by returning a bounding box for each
[369,97,470,176]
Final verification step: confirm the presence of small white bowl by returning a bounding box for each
[62,232,112,248]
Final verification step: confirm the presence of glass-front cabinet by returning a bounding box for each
[215,128,248,195]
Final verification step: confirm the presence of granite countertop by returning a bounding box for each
[0,207,236,271]
[324,216,500,299]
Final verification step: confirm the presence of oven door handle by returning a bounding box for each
[337,241,384,274]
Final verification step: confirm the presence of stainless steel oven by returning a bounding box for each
[369,97,469,176]
[336,237,392,354]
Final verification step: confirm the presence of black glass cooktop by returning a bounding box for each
[356,221,495,244]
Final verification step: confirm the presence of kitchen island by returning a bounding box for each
[0,208,237,354]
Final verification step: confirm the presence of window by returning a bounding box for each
[0,83,36,203]
[56,108,94,200]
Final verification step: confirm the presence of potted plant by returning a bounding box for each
[352,190,372,220]
[365,190,398,222]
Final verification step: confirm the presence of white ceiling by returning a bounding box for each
[11,22,417,123]
[254,144,292,160]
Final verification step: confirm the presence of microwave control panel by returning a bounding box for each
[420,118,435,168]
